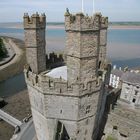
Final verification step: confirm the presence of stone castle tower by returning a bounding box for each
[24,13,46,74]
[24,10,109,140]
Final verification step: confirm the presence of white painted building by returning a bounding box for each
[109,68,124,89]
[120,71,140,107]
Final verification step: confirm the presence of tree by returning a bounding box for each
[0,38,7,59]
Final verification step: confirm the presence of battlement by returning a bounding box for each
[24,68,101,97]
[101,16,108,29]
[46,52,65,69]
[24,13,46,29]
[65,10,108,31]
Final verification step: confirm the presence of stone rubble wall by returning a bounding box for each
[104,102,140,139]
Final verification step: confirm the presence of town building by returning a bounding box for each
[120,71,140,107]
[109,65,140,108]
[109,67,124,89]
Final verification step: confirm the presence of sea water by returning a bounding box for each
[0,26,140,97]
[0,27,140,63]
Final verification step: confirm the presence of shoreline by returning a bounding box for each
[1,25,140,30]
[0,36,26,82]
[0,38,16,66]
[108,25,140,30]
[0,36,28,139]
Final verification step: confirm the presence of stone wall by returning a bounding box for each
[104,103,140,139]
[24,69,101,97]
[46,52,64,69]
[25,70,102,140]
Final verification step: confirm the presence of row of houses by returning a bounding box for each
[109,66,140,108]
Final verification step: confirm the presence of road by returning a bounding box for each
[11,119,36,140]
[0,108,36,140]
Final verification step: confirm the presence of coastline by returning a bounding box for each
[0,37,28,140]
[1,25,140,30]
[109,25,140,30]
[0,37,26,82]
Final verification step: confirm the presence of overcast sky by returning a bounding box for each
[0,0,140,22]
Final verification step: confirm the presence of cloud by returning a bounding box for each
[0,0,140,22]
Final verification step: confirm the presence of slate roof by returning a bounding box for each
[111,69,124,77]
[121,71,140,85]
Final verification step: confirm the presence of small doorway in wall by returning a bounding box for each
[132,98,136,103]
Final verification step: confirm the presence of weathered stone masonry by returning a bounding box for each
[24,13,46,74]
[24,10,109,140]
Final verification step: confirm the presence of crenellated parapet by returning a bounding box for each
[24,13,46,29]
[24,68,101,97]
[65,11,102,31]
[65,10,108,32]
[100,16,108,29]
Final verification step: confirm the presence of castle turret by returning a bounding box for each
[24,13,46,74]
[99,16,108,69]
[65,11,102,84]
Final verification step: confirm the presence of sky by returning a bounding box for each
[0,0,140,22]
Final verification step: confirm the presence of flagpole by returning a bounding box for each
[82,0,84,13]
[93,0,95,14]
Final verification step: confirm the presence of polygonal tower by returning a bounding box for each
[65,11,102,84]
[24,13,46,74]
[24,10,109,140]
[65,10,107,140]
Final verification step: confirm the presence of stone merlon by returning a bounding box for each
[24,13,46,29]
[24,67,101,97]
[65,11,108,31]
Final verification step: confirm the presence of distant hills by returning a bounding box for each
[0,22,140,28]
[48,22,140,26]
[110,22,140,26]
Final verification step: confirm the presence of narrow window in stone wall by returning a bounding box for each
[132,98,136,103]
[86,105,91,114]
[60,110,62,114]
[135,90,138,96]
[49,80,53,87]
[125,95,127,99]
